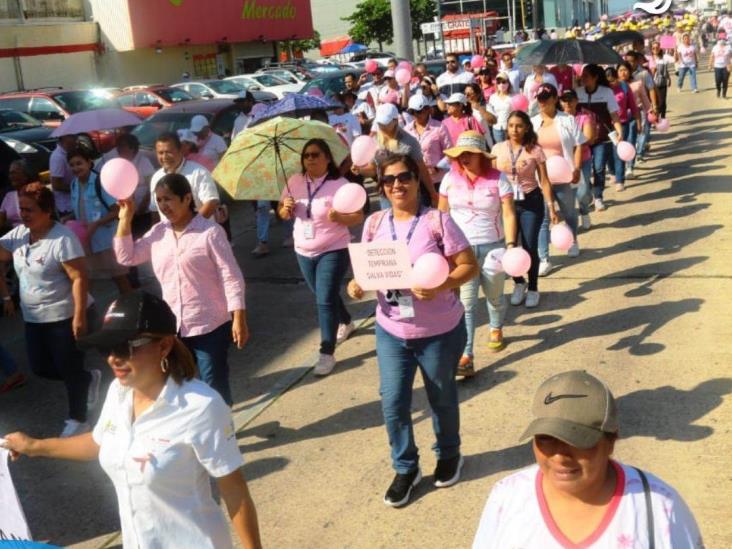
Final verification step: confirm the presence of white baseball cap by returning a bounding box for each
[445,92,467,105]
[177,129,197,145]
[189,114,209,133]
[384,69,396,79]
[408,94,431,111]
[375,103,399,125]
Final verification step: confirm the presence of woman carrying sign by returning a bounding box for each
[347,154,478,508]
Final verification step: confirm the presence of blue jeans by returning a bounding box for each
[0,343,18,377]
[577,158,593,215]
[255,200,270,243]
[590,142,608,200]
[375,318,466,473]
[677,66,697,91]
[539,183,578,261]
[25,317,90,422]
[606,121,630,184]
[182,321,233,405]
[460,242,506,357]
[492,128,506,143]
[296,248,352,356]
[512,189,544,291]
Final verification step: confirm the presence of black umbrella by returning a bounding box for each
[598,30,655,48]
[515,39,624,66]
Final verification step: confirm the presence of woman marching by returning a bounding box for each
[492,111,558,308]
[347,154,478,508]
[438,131,517,377]
[278,139,363,376]
[488,72,515,143]
[114,174,247,406]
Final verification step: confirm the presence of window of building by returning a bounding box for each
[193,53,217,79]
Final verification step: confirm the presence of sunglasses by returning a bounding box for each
[380,171,414,186]
[101,337,157,359]
[447,60,458,64]
[303,151,322,160]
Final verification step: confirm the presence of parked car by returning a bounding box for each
[348,51,397,63]
[0,109,55,175]
[225,74,301,99]
[299,69,365,98]
[116,86,194,118]
[0,88,121,153]
[170,80,246,100]
[255,68,308,85]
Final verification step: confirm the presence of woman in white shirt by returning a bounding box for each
[487,72,514,143]
[3,291,262,549]
[708,38,731,99]
[675,33,699,93]
[473,370,703,549]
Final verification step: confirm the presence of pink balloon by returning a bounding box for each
[365,59,378,74]
[350,135,378,166]
[572,63,583,77]
[332,183,367,214]
[65,220,88,245]
[647,111,658,124]
[550,223,574,251]
[381,90,399,104]
[470,54,485,69]
[100,157,138,200]
[510,94,529,112]
[307,87,324,97]
[656,118,670,132]
[397,61,412,72]
[412,253,449,289]
[616,141,636,162]
[395,68,411,86]
[546,156,573,183]
[502,247,531,277]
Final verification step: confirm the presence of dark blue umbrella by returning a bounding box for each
[341,43,367,54]
[250,94,341,126]
[515,39,623,66]
[0,542,63,548]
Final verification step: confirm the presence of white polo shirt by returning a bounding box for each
[93,377,244,549]
[150,159,219,216]
[232,113,251,139]
[198,132,227,164]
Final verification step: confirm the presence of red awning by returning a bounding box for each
[320,35,351,57]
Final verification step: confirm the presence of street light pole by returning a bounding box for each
[390,0,415,60]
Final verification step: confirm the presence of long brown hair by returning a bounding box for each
[164,337,197,384]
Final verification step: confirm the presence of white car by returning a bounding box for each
[170,79,245,100]
[255,68,308,86]
[224,74,301,99]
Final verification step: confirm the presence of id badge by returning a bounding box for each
[397,295,415,319]
[303,220,315,240]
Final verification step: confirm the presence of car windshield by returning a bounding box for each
[0,110,42,130]
[268,71,298,84]
[207,81,244,94]
[252,74,288,87]
[155,88,193,103]
[227,78,257,90]
[131,112,213,148]
[299,76,345,97]
[52,91,118,113]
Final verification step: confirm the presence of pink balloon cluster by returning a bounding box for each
[550,223,574,251]
[616,141,636,162]
[350,135,377,166]
[332,183,367,214]
[412,253,449,289]
[510,94,529,112]
[501,247,531,277]
[546,156,573,183]
[100,158,138,200]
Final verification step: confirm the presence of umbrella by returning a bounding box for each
[514,39,623,66]
[213,116,349,201]
[51,108,142,137]
[341,42,368,54]
[598,30,657,48]
[249,94,341,126]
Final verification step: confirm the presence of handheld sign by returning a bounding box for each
[348,241,413,291]
[0,447,32,541]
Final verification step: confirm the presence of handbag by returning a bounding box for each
[633,467,655,549]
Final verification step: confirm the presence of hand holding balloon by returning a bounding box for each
[100,158,138,200]
[333,183,367,214]
[411,253,449,299]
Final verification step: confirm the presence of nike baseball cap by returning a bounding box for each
[520,370,618,449]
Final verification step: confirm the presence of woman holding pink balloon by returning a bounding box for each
[68,148,131,294]
[620,62,651,178]
[278,139,364,377]
[604,65,639,192]
[347,154,477,508]
[438,131,517,377]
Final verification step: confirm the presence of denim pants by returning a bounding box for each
[375,318,466,473]
[714,67,729,97]
[0,343,18,377]
[460,242,506,357]
[182,321,233,405]
[512,189,544,292]
[25,317,90,422]
[576,158,593,215]
[539,184,578,261]
[606,121,630,184]
[677,66,697,91]
[492,128,507,143]
[255,200,271,243]
[296,248,352,356]
[590,141,609,200]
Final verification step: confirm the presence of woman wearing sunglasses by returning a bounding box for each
[3,291,262,549]
[278,139,363,376]
[0,183,98,437]
[114,173,247,406]
[347,154,478,508]
[488,72,515,143]
[438,131,517,377]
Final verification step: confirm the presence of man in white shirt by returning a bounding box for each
[436,53,475,97]
[96,134,156,214]
[190,115,227,165]
[231,91,255,139]
[150,132,219,219]
[49,134,77,217]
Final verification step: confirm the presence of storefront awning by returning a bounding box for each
[320,36,351,57]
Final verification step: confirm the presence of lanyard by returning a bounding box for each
[508,145,524,182]
[305,176,326,218]
[389,208,422,245]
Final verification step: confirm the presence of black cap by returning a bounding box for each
[536,83,558,101]
[559,88,578,101]
[78,291,177,350]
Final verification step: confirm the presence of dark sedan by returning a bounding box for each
[0,109,55,176]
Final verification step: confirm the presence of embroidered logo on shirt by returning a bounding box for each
[543,392,588,405]
[103,420,117,435]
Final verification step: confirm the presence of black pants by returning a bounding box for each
[512,189,544,291]
[714,68,730,98]
[656,85,668,119]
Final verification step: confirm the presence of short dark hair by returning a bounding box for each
[344,72,358,81]
[116,133,140,153]
[67,147,94,163]
[156,131,181,150]
[300,138,340,180]
[19,182,55,214]
[377,154,420,195]
[154,173,195,212]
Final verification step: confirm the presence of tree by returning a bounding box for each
[410,0,437,40]
[279,30,321,60]
[343,0,438,51]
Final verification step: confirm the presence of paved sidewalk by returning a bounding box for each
[1,69,730,548]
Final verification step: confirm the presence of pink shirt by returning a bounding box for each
[610,83,638,124]
[441,115,485,146]
[574,111,593,162]
[362,209,469,339]
[629,80,651,113]
[404,118,451,183]
[0,191,22,228]
[281,173,352,258]
[113,215,245,337]
[549,66,574,93]
[492,141,546,195]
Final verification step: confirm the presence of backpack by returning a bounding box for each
[91,169,113,212]
[364,207,445,254]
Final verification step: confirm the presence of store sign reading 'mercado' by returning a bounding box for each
[241,0,297,19]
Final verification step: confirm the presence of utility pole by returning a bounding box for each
[390,0,414,60]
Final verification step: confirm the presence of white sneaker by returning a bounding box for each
[581,214,591,230]
[626,166,634,178]
[538,259,552,277]
[60,419,91,438]
[567,243,580,257]
[314,353,336,376]
[692,89,699,93]
[525,291,541,308]
[336,322,355,343]
[615,183,625,192]
[594,198,606,211]
[87,369,102,410]
[510,283,527,305]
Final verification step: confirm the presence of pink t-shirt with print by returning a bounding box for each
[492,141,546,195]
[441,115,485,146]
[281,173,352,258]
[362,208,469,339]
